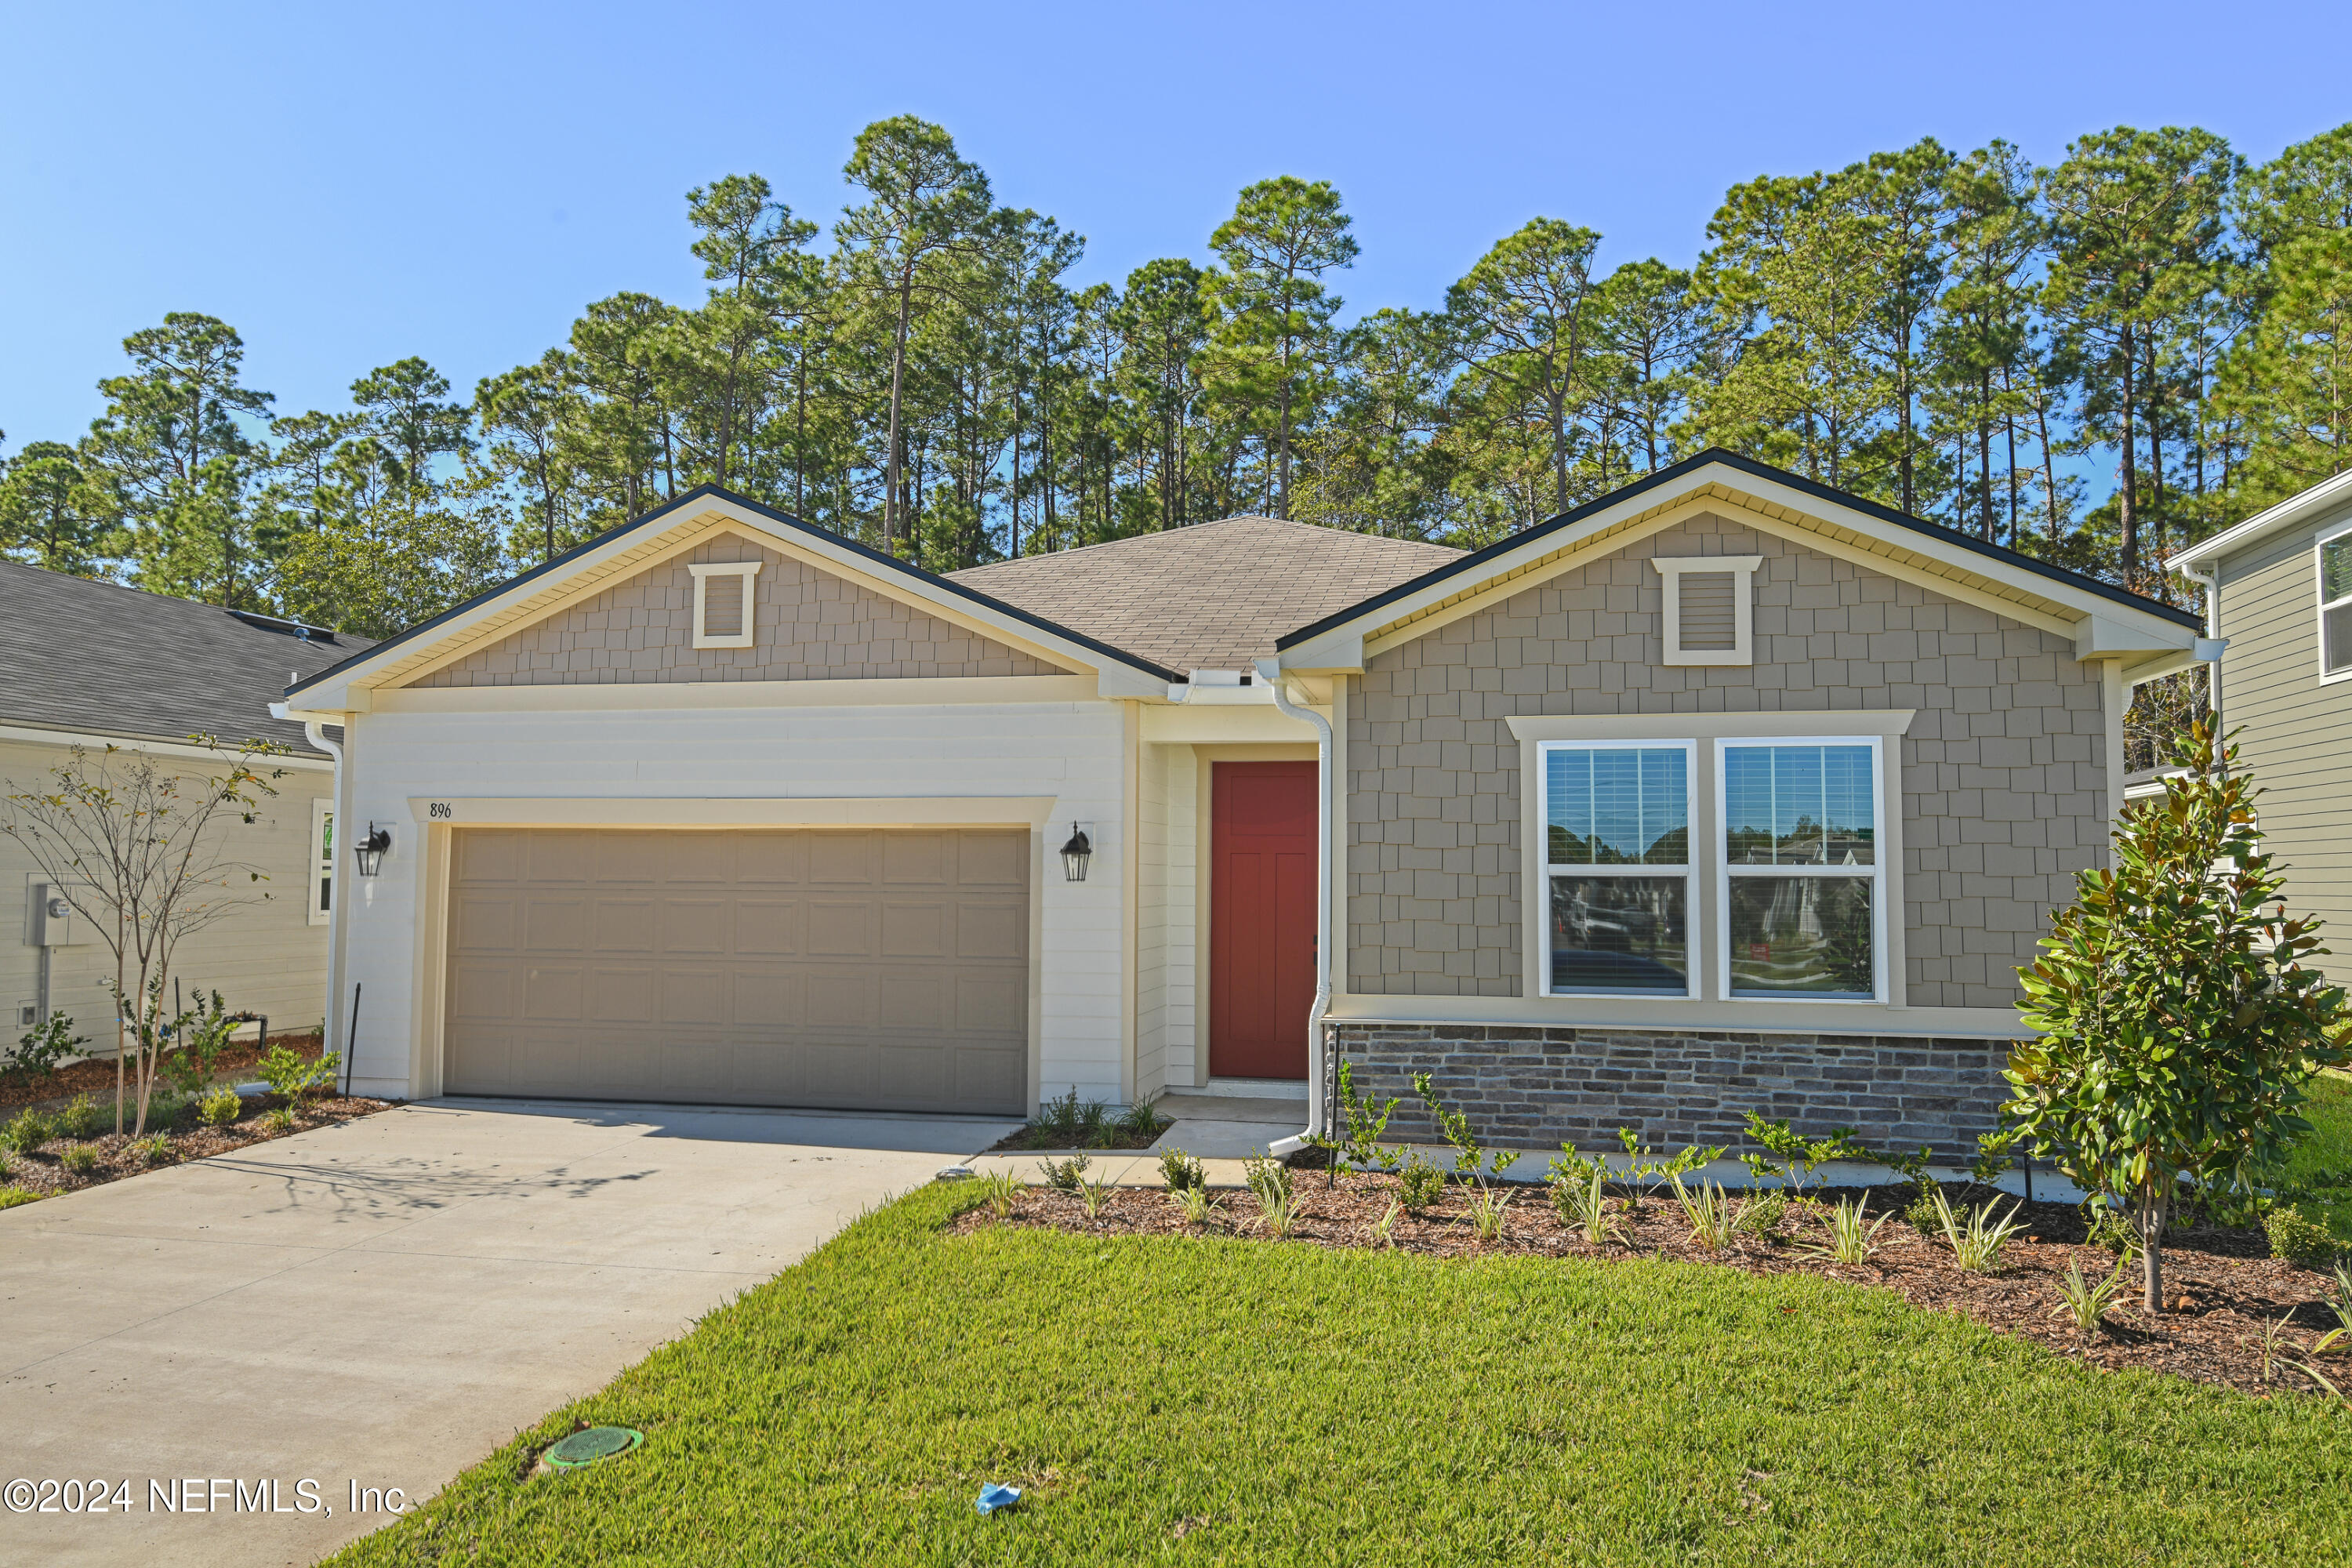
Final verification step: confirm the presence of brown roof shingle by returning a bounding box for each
[948,517,1460,673]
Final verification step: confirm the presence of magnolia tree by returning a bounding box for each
[2003,720,2352,1311]
[1,738,288,1134]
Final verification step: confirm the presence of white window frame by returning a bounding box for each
[1714,735,1888,1005]
[1536,739,1700,1000]
[2318,520,2352,684]
[688,560,763,650]
[1651,554,1760,666]
[307,795,334,927]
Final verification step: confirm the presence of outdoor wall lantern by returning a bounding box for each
[354,823,392,878]
[1059,822,1093,883]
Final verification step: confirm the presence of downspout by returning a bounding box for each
[2179,561,2226,779]
[1257,659,1332,1158]
[290,712,352,1057]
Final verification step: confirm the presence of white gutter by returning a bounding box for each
[1254,659,1332,1158]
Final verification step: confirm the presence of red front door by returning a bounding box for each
[1210,760,1317,1080]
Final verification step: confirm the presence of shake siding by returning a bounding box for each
[2217,503,2352,988]
[415,532,1065,688]
[0,738,336,1046]
[1345,513,2110,1008]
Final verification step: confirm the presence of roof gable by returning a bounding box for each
[1279,450,2201,670]
[286,488,1182,710]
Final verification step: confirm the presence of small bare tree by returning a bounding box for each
[2,737,289,1134]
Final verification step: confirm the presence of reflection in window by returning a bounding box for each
[2325,532,2352,677]
[1724,741,1881,1000]
[1544,745,1691,995]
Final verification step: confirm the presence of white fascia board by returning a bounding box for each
[1276,629,1364,674]
[2167,468,2352,572]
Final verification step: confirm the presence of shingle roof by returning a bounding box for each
[0,562,374,757]
[946,518,1462,673]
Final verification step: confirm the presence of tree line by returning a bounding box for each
[3,114,2348,640]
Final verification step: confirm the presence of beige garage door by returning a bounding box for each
[443,827,1029,1113]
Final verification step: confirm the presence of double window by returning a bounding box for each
[1539,737,1886,1002]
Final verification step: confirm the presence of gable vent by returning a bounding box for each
[688,560,762,650]
[1650,554,1760,667]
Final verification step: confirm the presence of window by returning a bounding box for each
[2323,527,2352,678]
[1651,554,1760,666]
[308,797,334,927]
[689,560,762,650]
[1540,742,1695,996]
[1719,740,1882,1000]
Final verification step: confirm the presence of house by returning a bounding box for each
[276,449,2201,1156]
[2168,469,2352,991]
[0,562,366,1052]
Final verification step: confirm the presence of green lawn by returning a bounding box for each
[332,1183,2352,1567]
[2284,1069,2352,1236]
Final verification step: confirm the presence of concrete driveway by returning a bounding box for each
[0,1098,1018,1567]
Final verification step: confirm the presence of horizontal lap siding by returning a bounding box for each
[0,739,335,1045]
[1344,512,2109,1009]
[2219,506,2352,988]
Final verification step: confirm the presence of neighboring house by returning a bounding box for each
[2168,469,2352,991]
[278,449,2200,1156]
[0,562,368,1051]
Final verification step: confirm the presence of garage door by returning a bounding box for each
[443,827,1029,1113]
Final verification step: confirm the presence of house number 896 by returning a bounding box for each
[428,802,453,819]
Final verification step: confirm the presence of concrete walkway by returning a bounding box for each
[0,1097,1020,1568]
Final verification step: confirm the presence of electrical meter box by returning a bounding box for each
[26,883,82,947]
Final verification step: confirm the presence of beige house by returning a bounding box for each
[0,563,362,1055]
[2169,469,2352,989]
[279,450,2201,1155]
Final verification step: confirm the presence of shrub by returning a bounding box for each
[1038,1153,1090,1192]
[198,1086,242,1127]
[1736,1190,1790,1240]
[256,1044,336,1106]
[58,1093,105,1140]
[1035,1090,1083,1144]
[1738,1112,1864,1195]
[0,1185,42,1210]
[136,1133,176,1167]
[1465,1185,1513,1243]
[1075,1168,1115,1220]
[1158,1147,1205,1192]
[1117,1098,1168,1139]
[1803,1195,1894,1265]
[5,1011,85,1087]
[2004,719,2352,1312]
[1312,1059,1401,1184]
[159,990,239,1100]
[1932,1187,2027,1272]
[1411,1071,1517,1186]
[1243,1153,1294,1210]
[1552,1166,1621,1246]
[1,1107,58,1155]
[1372,1197,1402,1247]
[1673,1174,1737,1252]
[1904,1184,1945,1236]
[1611,1127,1725,1210]
[61,1144,100,1177]
[974,1169,1020,1219]
[1396,1149,1444,1214]
[262,1106,296,1134]
[1174,1182,1221,1227]
[2083,1203,2143,1258]
[2264,1205,2339,1266]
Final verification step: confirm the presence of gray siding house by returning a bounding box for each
[2170,470,2352,991]
[279,450,2200,1157]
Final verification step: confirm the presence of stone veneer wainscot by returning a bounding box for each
[1333,1021,2013,1159]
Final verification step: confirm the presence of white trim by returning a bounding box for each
[0,722,334,770]
[307,795,335,927]
[401,795,1062,829]
[1714,736,1889,1005]
[2168,466,2352,572]
[1651,554,1759,666]
[2318,518,2352,684]
[368,675,1101,713]
[1535,739,1700,1000]
[688,559,761,649]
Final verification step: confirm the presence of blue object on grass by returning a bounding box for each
[976,1483,1022,1515]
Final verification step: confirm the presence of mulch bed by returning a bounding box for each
[1,1091,395,1201]
[1,1031,332,1110]
[949,1173,2350,1400]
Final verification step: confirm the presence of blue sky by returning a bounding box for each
[5,0,2348,452]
